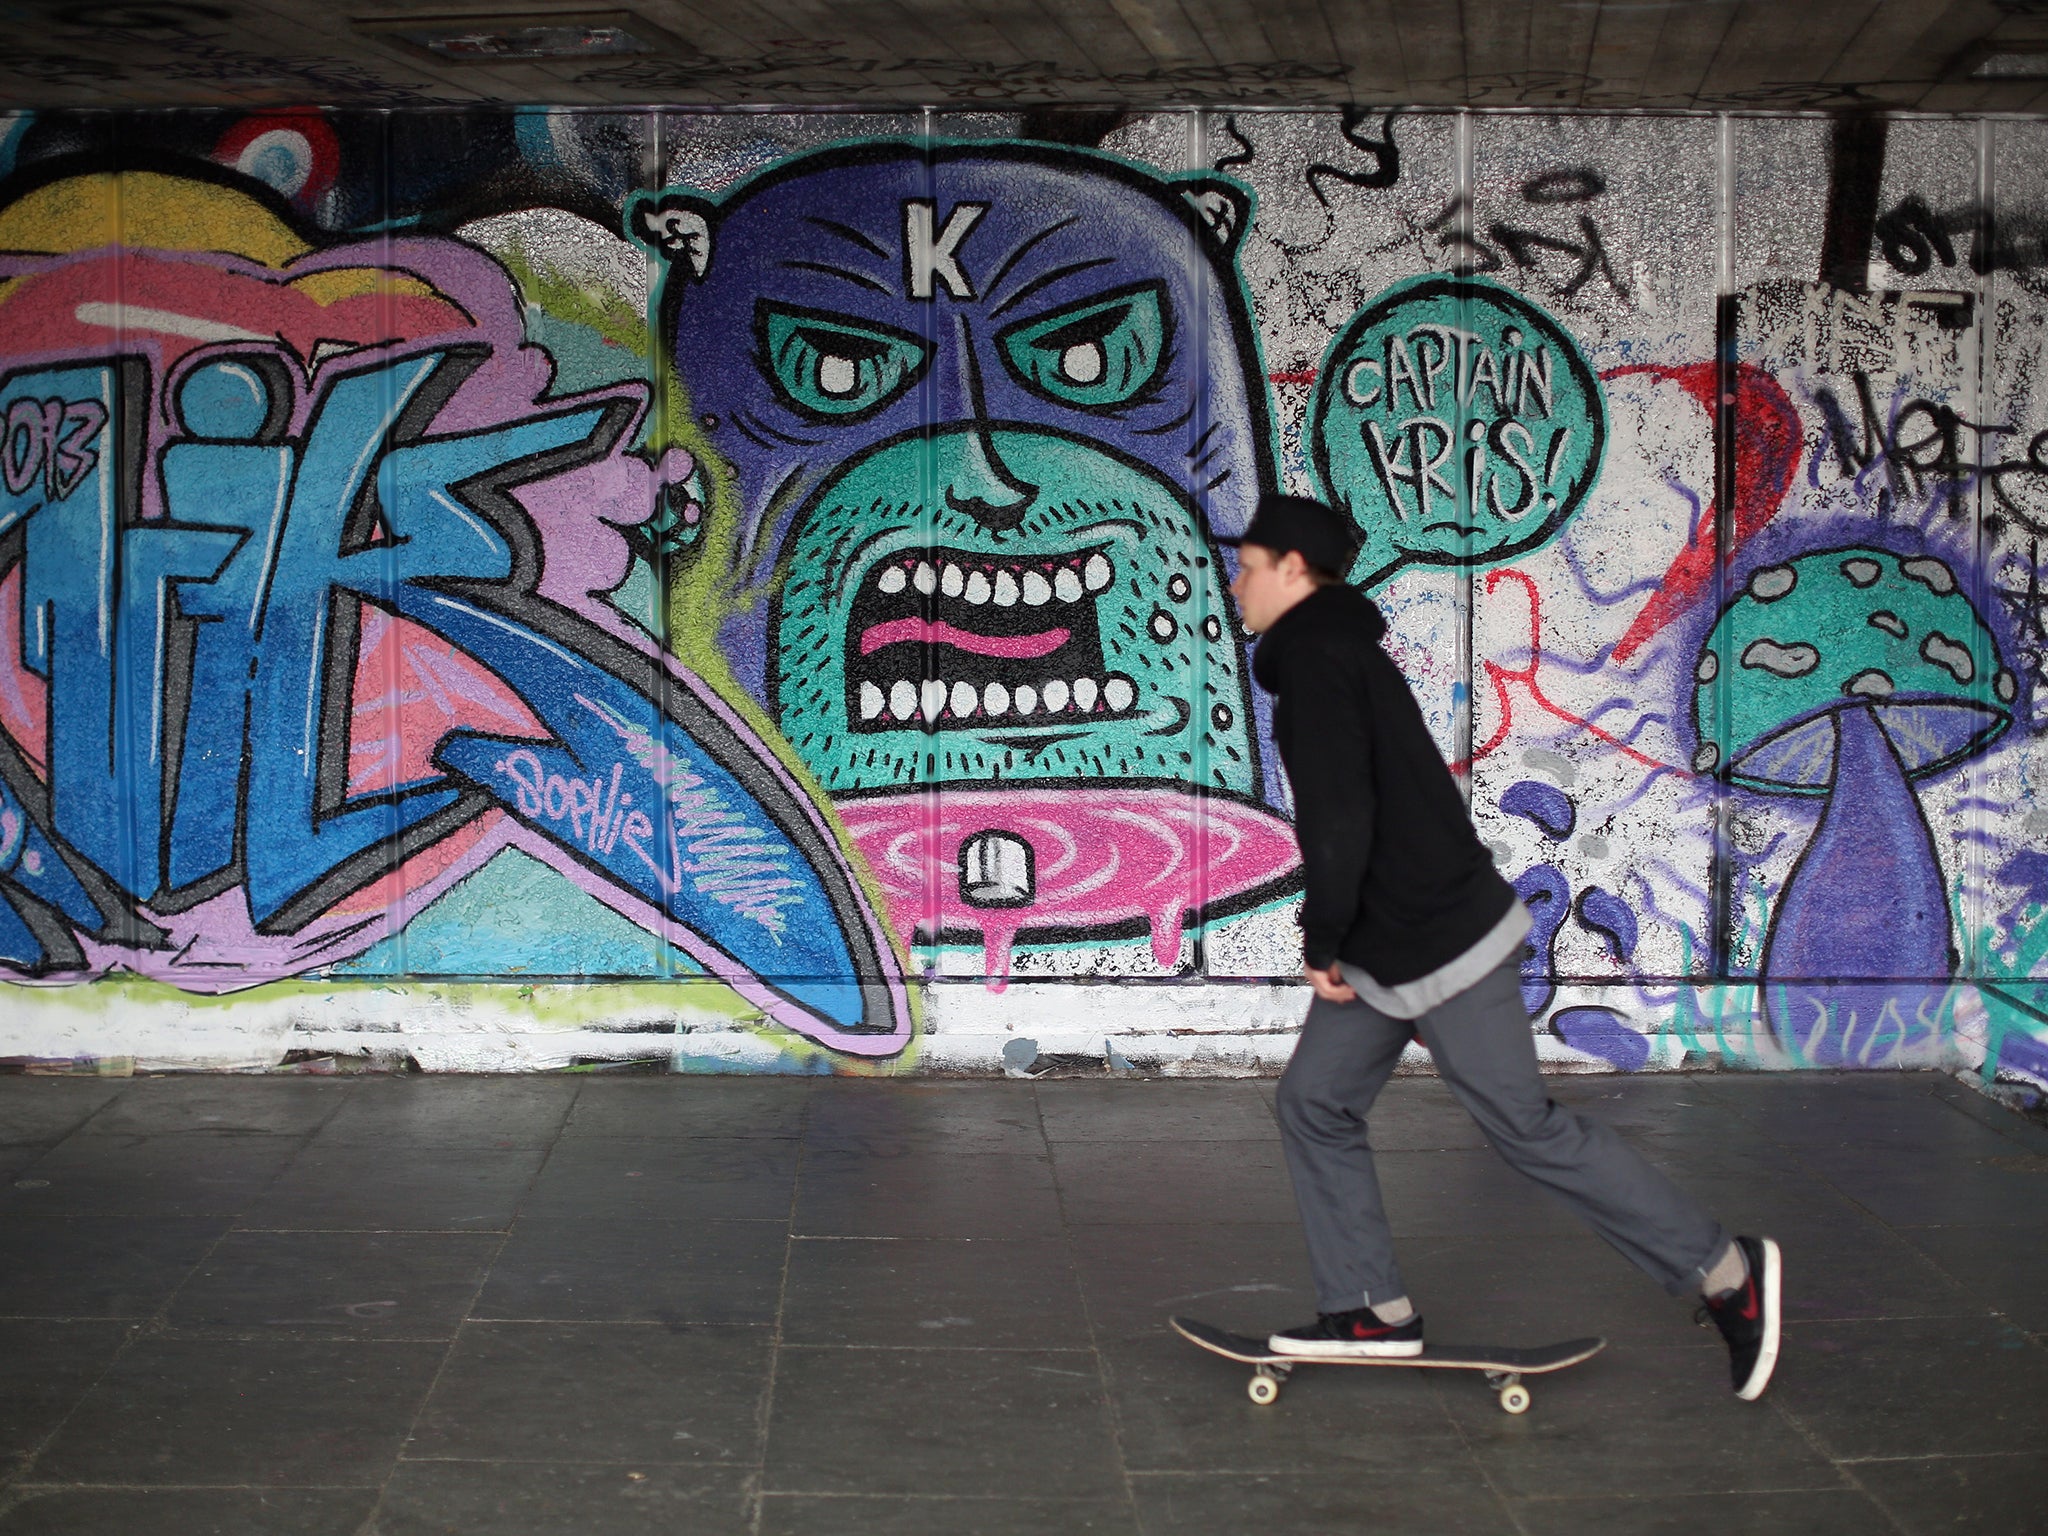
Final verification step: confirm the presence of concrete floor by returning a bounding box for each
[0,1069,2043,1534]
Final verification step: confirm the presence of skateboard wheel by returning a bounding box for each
[1247,1372,1281,1405]
[1499,1384,1531,1414]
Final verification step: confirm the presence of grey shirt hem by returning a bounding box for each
[1337,900,1533,1021]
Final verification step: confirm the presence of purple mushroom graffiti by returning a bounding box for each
[1693,547,2018,1065]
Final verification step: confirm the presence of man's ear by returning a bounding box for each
[627,191,717,280]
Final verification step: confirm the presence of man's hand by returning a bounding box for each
[1304,963,1356,1002]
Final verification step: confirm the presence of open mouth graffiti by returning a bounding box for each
[771,428,1260,798]
[848,544,1140,728]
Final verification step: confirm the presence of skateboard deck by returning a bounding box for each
[1171,1316,1604,1412]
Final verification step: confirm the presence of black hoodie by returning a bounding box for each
[1251,583,1516,985]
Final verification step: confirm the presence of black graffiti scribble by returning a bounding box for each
[1874,193,2048,280]
[1813,367,2048,538]
[1993,539,2048,718]
[1489,215,1626,299]
[1426,195,1501,274]
[1521,167,1604,204]
[1212,115,1253,174]
[1304,108,1399,205]
[1425,174,1627,299]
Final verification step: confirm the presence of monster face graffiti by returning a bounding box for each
[636,143,1301,973]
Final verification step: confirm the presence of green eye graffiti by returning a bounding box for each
[760,305,929,418]
[997,283,1170,409]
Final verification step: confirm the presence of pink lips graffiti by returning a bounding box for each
[858,618,1071,660]
[837,788,1301,986]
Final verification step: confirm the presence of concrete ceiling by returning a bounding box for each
[4,0,2048,112]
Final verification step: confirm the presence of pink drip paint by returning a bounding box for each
[837,787,1300,988]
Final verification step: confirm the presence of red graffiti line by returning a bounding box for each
[1453,568,1669,775]
[1603,362,1802,663]
[1268,369,1319,385]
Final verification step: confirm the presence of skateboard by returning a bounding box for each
[1170,1316,1605,1413]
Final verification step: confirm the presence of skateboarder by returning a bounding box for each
[1226,493,1782,1401]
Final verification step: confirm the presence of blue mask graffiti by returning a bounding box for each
[632,141,1274,711]
[0,349,904,1044]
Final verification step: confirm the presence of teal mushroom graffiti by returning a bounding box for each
[1692,547,2016,1064]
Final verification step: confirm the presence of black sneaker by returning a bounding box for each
[1699,1235,1782,1400]
[1269,1307,1424,1358]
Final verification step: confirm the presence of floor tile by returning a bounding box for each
[1627,1152,1981,1324]
[1036,1080,1274,1142]
[1925,1078,2048,1152]
[763,1346,1119,1497]
[519,1139,796,1223]
[404,1322,768,1464]
[1548,1075,1748,1144]
[1511,1489,1892,1534]
[1066,1222,1315,1342]
[0,1487,378,1534]
[1794,1142,2048,1229]
[0,1081,130,1148]
[243,1145,548,1231]
[474,1219,785,1324]
[0,1135,301,1218]
[1441,1344,1844,1499]
[780,1237,1086,1348]
[760,1493,1140,1535]
[34,1337,443,1485]
[75,1078,351,1138]
[1772,1317,2048,1459]
[0,1322,136,1459]
[802,1082,1045,1156]
[311,1077,578,1148]
[795,1151,1062,1238]
[1897,1223,2048,1332]
[1721,1075,2023,1154]
[0,1215,227,1319]
[1103,1332,1471,1476]
[1052,1141,1296,1227]
[1131,1471,1516,1536]
[369,1461,752,1536]
[1855,1452,2048,1535]
[564,1078,813,1140]
[163,1230,499,1339]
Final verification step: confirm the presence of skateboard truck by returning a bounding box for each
[1246,1361,1530,1411]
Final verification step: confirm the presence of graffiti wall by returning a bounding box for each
[1,107,2046,1092]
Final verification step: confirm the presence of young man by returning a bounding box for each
[1227,493,1782,1401]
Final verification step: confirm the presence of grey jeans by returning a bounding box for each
[1276,958,1729,1313]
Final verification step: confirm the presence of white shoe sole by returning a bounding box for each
[1735,1237,1782,1401]
[1267,1335,1424,1359]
